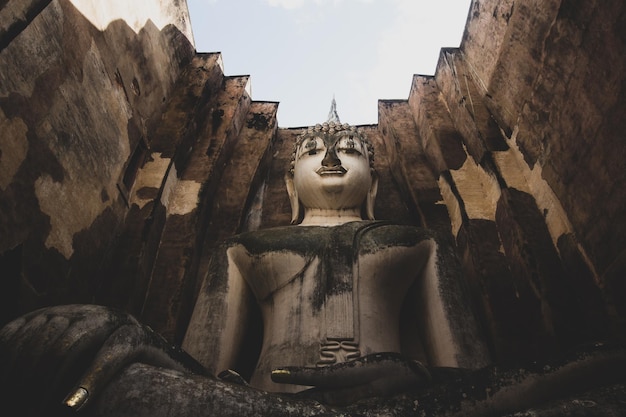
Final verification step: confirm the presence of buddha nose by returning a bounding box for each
[321,146,342,168]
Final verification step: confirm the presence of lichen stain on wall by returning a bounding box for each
[0,1,65,98]
[0,110,28,190]
[492,127,573,248]
[33,39,132,259]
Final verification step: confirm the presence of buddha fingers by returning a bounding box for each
[0,305,135,414]
[271,352,431,389]
[64,322,192,411]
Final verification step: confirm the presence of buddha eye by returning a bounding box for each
[298,137,323,158]
[336,136,362,155]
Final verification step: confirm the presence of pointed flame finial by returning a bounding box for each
[327,96,341,124]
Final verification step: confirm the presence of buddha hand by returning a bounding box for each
[271,352,431,405]
[0,304,206,415]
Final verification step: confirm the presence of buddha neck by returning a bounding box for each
[299,208,363,226]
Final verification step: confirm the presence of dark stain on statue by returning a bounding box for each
[236,222,437,312]
[237,222,429,256]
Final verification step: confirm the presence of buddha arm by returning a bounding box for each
[410,236,491,369]
[182,241,254,376]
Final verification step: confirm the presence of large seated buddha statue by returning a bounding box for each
[182,120,488,396]
[1,115,624,417]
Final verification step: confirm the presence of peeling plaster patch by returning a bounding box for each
[0,111,28,190]
[160,163,178,210]
[438,178,463,238]
[159,163,201,216]
[167,180,202,216]
[493,127,573,246]
[131,153,171,209]
[35,174,110,259]
[449,147,500,221]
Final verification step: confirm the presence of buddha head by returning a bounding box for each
[285,122,378,224]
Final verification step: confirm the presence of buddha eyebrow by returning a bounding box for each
[304,139,319,149]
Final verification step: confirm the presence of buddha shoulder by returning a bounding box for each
[225,221,435,255]
[350,221,436,254]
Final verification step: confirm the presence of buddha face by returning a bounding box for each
[292,131,373,211]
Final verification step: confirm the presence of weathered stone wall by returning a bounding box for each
[0,0,194,323]
[373,0,625,364]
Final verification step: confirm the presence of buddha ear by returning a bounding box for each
[365,172,378,220]
[284,173,300,224]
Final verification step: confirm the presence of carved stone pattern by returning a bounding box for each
[317,338,361,366]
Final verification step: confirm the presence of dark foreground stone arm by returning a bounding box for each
[89,363,332,417]
[272,352,432,406]
[88,343,626,417]
[0,304,207,416]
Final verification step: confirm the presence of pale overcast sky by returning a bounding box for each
[186,0,472,127]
